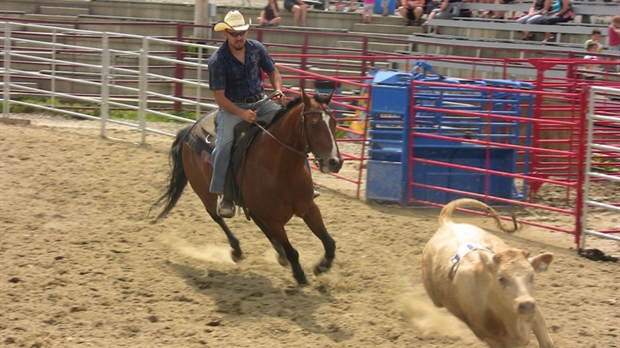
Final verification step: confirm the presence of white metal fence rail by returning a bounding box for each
[4,21,620,248]
[581,85,620,248]
[1,21,218,143]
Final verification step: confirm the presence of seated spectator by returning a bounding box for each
[397,0,426,26]
[258,0,282,27]
[609,15,620,69]
[382,0,390,16]
[584,28,604,52]
[284,0,309,26]
[426,0,463,34]
[362,0,375,23]
[583,42,600,80]
[336,0,359,11]
[539,0,575,43]
[516,0,551,40]
[609,15,620,53]
[481,0,516,19]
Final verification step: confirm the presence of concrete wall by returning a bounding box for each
[1,0,370,31]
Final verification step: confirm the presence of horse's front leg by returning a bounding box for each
[302,204,336,276]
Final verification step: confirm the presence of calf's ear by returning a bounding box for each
[529,253,554,273]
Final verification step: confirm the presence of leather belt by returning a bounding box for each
[233,93,264,103]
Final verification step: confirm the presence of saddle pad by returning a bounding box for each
[186,110,218,158]
[196,109,218,144]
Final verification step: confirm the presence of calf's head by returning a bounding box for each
[480,249,553,315]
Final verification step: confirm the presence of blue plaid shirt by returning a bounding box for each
[208,38,276,101]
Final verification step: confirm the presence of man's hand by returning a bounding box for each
[274,90,286,106]
[240,109,258,123]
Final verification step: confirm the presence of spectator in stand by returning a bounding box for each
[609,15,620,53]
[583,42,601,80]
[257,0,282,27]
[482,0,516,20]
[539,0,575,43]
[382,0,390,15]
[336,0,359,11]
[284,0,309,26]
[397,0,426,26]
[584,29,604,52]
[609,15,620,70]
[517,0,551,40]
[426,0,463,34]
[362,0,375,23]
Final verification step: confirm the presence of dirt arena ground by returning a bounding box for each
[1,115,618,348]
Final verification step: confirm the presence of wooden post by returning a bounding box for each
[194,0,211,40]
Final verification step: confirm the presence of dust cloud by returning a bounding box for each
[161,234,237,264]
[395,280,477,341]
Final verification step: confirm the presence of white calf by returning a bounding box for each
[421,198,555,348]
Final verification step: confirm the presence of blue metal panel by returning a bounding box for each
[365,65,534,205]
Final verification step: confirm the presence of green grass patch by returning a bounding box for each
[1,97,200,123]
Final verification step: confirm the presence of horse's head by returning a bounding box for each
[300,88,344,174]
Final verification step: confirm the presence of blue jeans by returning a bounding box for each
[432,2,462,19]
[209,99,281,194]
[517,13,545,25]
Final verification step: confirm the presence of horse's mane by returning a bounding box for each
[270,93,331,125]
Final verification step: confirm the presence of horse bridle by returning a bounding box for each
[252,93,333,159]
[300,103,334,153]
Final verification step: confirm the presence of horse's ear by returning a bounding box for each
[325,89,335,104]
[301,87,312,106]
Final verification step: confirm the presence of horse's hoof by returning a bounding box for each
[231,250,244,262]
[314,264,330,275]
[294,272,308,285]
[314,259,332,275]
[277,256,289,267]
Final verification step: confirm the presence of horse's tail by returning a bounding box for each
[438,198,519,234]
[150,126,192,222]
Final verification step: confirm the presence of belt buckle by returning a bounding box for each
[239,94,262,103]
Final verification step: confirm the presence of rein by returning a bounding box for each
[254,121,308,158]
[252,97,327,158]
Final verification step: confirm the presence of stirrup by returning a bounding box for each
[217,196,236,218]
[313,186,321,199]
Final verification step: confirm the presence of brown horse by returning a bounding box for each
[152,89,344,285]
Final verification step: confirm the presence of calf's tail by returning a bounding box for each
[438,198,519,233]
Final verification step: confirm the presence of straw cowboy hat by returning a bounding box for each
[213,10,251,32]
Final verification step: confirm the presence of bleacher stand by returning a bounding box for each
[421,0,618,47]
[426,0,465,33]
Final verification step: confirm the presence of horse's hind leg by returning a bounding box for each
[302,204,336,275]
[181,144,243,261]
[249,212,288,266]
[207,211,243,261]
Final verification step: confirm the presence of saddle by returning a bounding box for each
[185,108,265,210]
